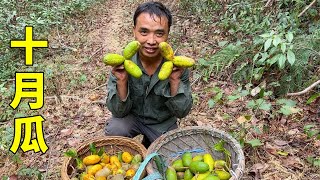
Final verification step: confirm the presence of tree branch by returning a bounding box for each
[298,0,317,17]
[287,80,320,96]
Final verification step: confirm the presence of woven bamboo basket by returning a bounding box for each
[61,136,147,180]
[146,126,245,180]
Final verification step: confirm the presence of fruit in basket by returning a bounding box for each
[121,151,133,163]
[203,174,220,180]
[87,164,103,175]
[165,166,178,180]
[191,171,210,180]
[110,155,122,168]
[215,170,231,180]
[82,173,95,180]
[83,155,101,166]
[101,153,110,164]
[182,152,192,167]
[192,155,203,162]
[172,159,185,172]
[203,154,215,172]
[131,154,142,164]
[96,177,107,180]
[189,161,209,174]
[95,167,111,178]
[184,169,194,180]
[214,160,226,169]
[125,168,136,178]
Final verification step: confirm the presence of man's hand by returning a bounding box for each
[112,64,128,82]
[169,66,185,96]
[112,64,128,101]
[169,66,184,81]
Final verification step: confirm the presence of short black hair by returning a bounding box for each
[133,1,172,30]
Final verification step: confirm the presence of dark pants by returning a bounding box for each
[104,114,178,148]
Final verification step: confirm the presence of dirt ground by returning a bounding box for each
[1,0,319,179]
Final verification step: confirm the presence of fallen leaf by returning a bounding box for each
[61,128,73,137]
[89,94,100,101]
[67,138,81,147]
[287,128,300,135]
[274,139,289,146]
[237,116,247,124]
[277,151,289,156]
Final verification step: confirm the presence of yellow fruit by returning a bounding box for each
[95,177,107,180]
[87,164,103,175]
[159,42,174,61]
[123,41,141,59]
[192,155,203,162]
[125,168,136,177]
[83,155,101,166]
[192,171,210,180]
[173,56,195,68]
[215,170,231,180]
[122,152,133,163]
[103,54,126,66]
[124,60,142,78]
[203,154,215,172]
[82,173,95,180]
[101,153,110,164]
[158,61,173,80]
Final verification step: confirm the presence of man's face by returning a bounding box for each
[133,12,169,59]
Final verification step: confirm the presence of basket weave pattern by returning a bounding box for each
[146,126,245,180]
[61,136,147,180]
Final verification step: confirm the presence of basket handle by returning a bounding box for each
[133,152,165,180]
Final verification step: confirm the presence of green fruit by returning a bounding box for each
[214,160,226,170]
[203,174,220,180]
[182,152,192,167]
[172,159,185,172]
[166,166,178,180]
[203,154,215,172]
[215,170,231,180]
[173,56,195,68]
[189,161,209,174]
[124,60,142,78]
[192,155,203,162]
[159,42,174,61]
[192,171,210,180]
[184,169,194,180]
[131,154,142,164]
[103,54,125,66]
[123,41,140,59]
[158,61,173,80]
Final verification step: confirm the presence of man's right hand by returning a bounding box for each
[112,64,128,82]
[112,64,128,101]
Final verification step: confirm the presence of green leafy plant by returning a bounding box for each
[18,166,42,180]
[303,125,320,139]
[307,157,320,167]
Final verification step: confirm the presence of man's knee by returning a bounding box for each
[104,115,137,137]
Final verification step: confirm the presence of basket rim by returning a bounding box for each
[61,136,147,180]
[146,126,245,180]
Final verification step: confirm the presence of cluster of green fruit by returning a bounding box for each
[102,41,195,80]
[165,152,231,180]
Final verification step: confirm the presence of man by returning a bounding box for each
[105,1,193,148]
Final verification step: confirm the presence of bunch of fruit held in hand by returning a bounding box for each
[64,143,143,180]
[103,41,143,79]
[102,41,195,80]
[158,42,195,80]
[165,152,231,180]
